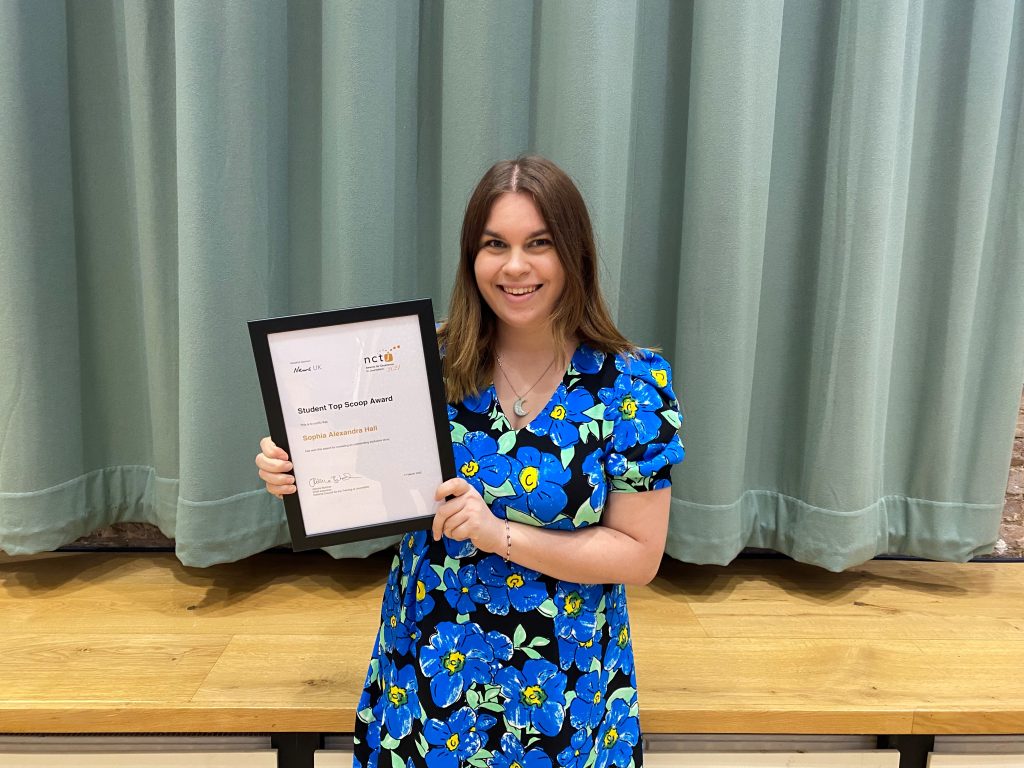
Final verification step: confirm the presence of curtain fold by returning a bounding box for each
[1,0,1022,570]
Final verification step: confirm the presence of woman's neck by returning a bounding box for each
[493,326,577,367]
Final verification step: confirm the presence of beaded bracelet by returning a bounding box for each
[503,518,512,563]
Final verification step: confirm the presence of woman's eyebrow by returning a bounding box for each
[480,228,550,240]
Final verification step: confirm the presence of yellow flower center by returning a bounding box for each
[551,405,567,420]
[511,763,523,768]
[389,615,397,628]
[580,639,593,648]
[446,733,460,751]
[416,580,426,601]
[443,650,466,674]
[506,573,525,589]
[564,591,583,618]
[519,466,539,493]
[603,726,619,748]
[387,685,407,707]
[461,586,469,593]
[620,397,638,420]
[652,369,668,387]
[593,691,601,704]
[461,460,479,477]
[521,684,547,708]
[618,625,629,647]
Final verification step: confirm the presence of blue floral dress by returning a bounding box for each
[353,345,685,768]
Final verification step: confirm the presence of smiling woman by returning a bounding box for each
[256,156,685,768]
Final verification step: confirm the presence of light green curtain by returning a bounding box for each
[1,0,1022,571]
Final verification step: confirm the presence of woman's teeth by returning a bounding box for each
[503,286,538,295]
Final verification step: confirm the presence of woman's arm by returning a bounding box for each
[433,478,670,585]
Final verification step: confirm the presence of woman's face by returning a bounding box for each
[474,192,566,338]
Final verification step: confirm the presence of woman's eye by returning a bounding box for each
[481,239,505,249]
[529,238,552,249]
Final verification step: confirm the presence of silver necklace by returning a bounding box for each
[495,353,557,417]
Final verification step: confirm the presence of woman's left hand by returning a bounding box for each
[432,478,504,553]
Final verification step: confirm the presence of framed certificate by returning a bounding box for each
[248,299,455,550]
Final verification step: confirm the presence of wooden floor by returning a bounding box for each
[1,551,1022,735]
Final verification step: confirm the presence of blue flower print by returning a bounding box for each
[553,582,602,643]
[500,446,571,523]
[614,351,676,400]
[463,387,494,414]
[442,564,489,615]
[557,634,601,672]
[420,621,494,707]
[485,629,514,677]
[571,344,605,374]
[399,530,427,573]
[492,732,554,768]
[414,562,442,621]
[557,729,592,768]
[381,581,413,655]
[627,438,685,481]
[443,535,477,559]
[595,699,640,768]
[447,403,457,428]
[453,431,514,494]
[478,555,547,615]
[497,658,568,737]
[423,706,486,768]
[582,448,608,511]
[569,669,608,729]
[528,385,595,448]
[598,374,665,453]
[353,714,380,768]
[381,663,421,740]
[603,621,634,676]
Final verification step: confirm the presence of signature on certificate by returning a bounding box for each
[308,473,358,487]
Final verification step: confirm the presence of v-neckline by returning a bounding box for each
[490,343,581,434]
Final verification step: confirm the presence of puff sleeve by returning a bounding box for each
[598,349,685,493]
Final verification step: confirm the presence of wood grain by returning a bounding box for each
[2,552,1023,735]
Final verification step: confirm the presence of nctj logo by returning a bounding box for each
[363,344,401,372]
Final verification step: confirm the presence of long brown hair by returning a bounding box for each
[439,155,634,402]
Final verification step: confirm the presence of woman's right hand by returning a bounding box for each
[255,436,295,498]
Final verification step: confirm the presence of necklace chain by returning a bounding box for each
[495,352,557,418]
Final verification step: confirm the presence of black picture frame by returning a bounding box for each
[248,299,454,550]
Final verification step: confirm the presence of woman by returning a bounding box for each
[257,155,684,768]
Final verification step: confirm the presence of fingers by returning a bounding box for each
[435,476,471,501]
[257,436,294,498]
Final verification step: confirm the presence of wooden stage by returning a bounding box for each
[1,551,1023,762]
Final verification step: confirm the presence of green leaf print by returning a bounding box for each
[417,733,429,757]
[466,688,481,709]
[520,647,541,659]
[480,701,504,712]
[497,430,517,455]
[450,422,468,445]
[538,598,557,618]
[583,403,606,420]
[482,684,500,703]
[390,752,405,768]
[527,636,550,648]
[578,420,599,444]
[606,686,638,708]
[513,624,527,647]
[665,409,682,429]
[356,707,374,724]
[560,445,575,469]
[381,734,401,751]
[489,478,517,498]
[506,508,536,526]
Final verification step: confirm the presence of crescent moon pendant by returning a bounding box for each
[513,398,529,417]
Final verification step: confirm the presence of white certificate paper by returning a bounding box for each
[250,300,453,549]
